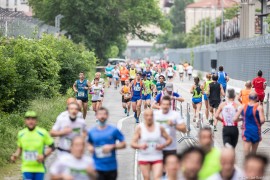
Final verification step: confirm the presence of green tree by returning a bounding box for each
[28,0,171,63]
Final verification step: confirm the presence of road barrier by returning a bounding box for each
[177,103,198,144]
[197,112,204,129]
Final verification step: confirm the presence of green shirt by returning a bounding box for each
[198,147,221,180]
[17,126,54,173]
[204,80,213,92]
[143,80,154,94]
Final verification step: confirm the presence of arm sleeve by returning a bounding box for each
[115,129,125,142]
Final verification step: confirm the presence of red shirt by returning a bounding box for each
[252,77,266,95]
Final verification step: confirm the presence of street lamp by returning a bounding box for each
[55,14,64,33]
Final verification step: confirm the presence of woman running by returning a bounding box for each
[215,89,239,148]
[105,63,113,88]
[131,109,172,180]
[234,92,265,155]
[202,74,212,122]
[90,78,103,113]
[120,79,131,116]
[112,66,120,89]
[190,77,203,123]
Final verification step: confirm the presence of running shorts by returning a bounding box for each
[122,96,131,103]
[97,170,117,180]
[113,77,119,81]
[222,126,239,148]
[243,129,261,144]
[222,85,227,93]
[179,72,184,75]
[209,100,220,109]
[129,78,134,82]
[106,74,113,78]
[138,160,163,165]
[76,97,88,103]
[257,94,265,102]
[92,100,101,103]
[204,94,208,101]
[131,96,142,102]
[142,94,151,100]
[121,81,125,86]
[192,97,202,104]
[168,76,173,79]
[23,172,44,180]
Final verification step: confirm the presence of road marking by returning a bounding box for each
[117,115,132,130]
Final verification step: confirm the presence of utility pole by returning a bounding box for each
[200,9,203,45]
[209,9,211,43]
[55,14,64,33]
[204,10,207,45]
[214,5,216,44]
[221,0,224,42]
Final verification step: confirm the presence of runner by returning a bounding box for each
[120,79,131,116]
[183,62,189,77]
[50,136,96,180]
[207,146,244,180]
[73,72,91,119]
[112,66,120,89]
[155,75,166,95]
[178,63,184,82]
[11,111,55,180]
[233,92,265,155]
[215,89,239,148]
[130,72,146,123]
[164,154,181,180]
[120,64,129,86]
[152,83,184,110]
[154,96,187,163]
[198,126,221,179]
[144,66,152,80]
[90,78,104,114]
[190,77,203,123]
[202,73,212,121]
[252,70,267,104]
[131,109,172,180]
[153,68,162,85]
[238,81,252,106]
[217,66,229,93]
[135,60,142,73]
[186,63,193,81]
[180,147,205,180]
[92,72,105,88]
[50,103,87,156]
[105,63,114,88]
[208,74,225,131]
[129,64,137,82]
[56,98,83,121]
[244,154,268,180]
[88,107,126,180]
[166,64,175,81]
[142,73,155,109]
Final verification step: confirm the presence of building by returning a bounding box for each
[0,0,32,15]
[185,0,238,33]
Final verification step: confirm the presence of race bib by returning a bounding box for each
[24,151,38,161]
[125,94,130,98]
[121,75,126,78]
[146,141,157,153]
[94,89,100,95]
[107,71,112,75]
[63,138,72,149]
[95,146,112,158]
[78,91,85,97]
[134,86,141,91]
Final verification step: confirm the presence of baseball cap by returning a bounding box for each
[165,83,173,91]
[159,75,165,79]
[24,111,38,118]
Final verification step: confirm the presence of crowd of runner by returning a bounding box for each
[11,59,269,180]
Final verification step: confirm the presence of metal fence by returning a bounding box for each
[167,34,270,82]
[0,8,60,38]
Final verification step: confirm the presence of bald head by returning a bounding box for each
[66,98,77,106]
[220,146,236,179]
[249,92,258,102]
[144,109,154,125]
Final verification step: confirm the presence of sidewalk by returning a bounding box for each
[172,75,270,178]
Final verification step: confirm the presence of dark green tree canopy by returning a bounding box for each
[29,0,171,62]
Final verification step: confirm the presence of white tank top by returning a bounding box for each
[138,123,163,161]
[221,102,237,126]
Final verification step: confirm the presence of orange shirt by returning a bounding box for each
[240,89,251,105]
[120,68,129,81]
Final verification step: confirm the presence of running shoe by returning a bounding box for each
[214,126,217,131]
[136,117,139,123]
[127,112,129,116]
[134,112,137,118]
[124,108,127,114]
[209,119,214,126]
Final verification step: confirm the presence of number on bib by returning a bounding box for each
[24,151,38,161]
[78,92,85,97]
[95,146,112,158]
[63,138,72,149]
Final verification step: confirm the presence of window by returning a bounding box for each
[6,0,9,7]
[15,0,18,5]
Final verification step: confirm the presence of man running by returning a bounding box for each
[154,96,187,162]
[92,72,105,88]
[11,111,55,180]
[152,83,184,110]
[50,103,87,156]
[252,70,267,104]
[238,81,252,106]
[142,73,155,109]
[164,154,181,180]
[144,66,152,80]
[186,63,193,81]
[105,63,114,88]
[56,98,83,121]
[129,64,136,82]
[90,78,104,114]
[244,154,268,180]
[120,79,131,116]
[50,136,96,180]
[120,64,129,86]
[215,89,239,148]
[112,66,120,89]
[166,64,175,81]
[208,74,225,131]
[234,92,265,155]
[131,109,172,180]
[73,72,91,119]
[88,107,126,180]
[130,72,146,123]
[178,63,184,82]
[217,66,229,93]
[155,75,166,95]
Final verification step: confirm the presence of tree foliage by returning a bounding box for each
[28,0,171,62]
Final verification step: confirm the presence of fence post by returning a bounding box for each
[266,93,269,122]
[186,103,191,132]
[198,112,203,129]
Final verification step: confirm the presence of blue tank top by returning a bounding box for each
[105,66,113,75]
[132,81,142,97]
[243,105,261,132]
[217,72,227,87]
[76,79,88,99]
[156,82,166,93]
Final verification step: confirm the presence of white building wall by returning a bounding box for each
[0,0,31,13]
